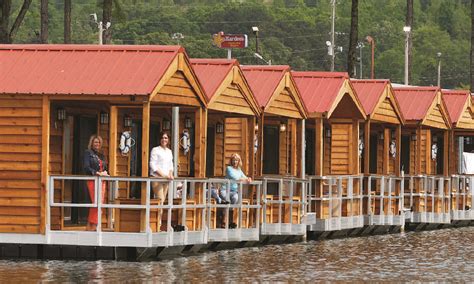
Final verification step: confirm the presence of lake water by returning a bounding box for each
[1,227,473,281]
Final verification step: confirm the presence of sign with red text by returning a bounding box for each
[212,32,248,49]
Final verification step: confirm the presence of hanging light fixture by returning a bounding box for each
[124,115,133,128]
[279,121,286,132]
[57,108,66,121]
[184,116,192,129]
[216,122,224,134]
[162,117,171,131]
[100,112,109,125]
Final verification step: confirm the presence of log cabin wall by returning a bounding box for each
[0,94,43,234]
[330,123,352,175]
[224,117,249,174]
[116,109,130,197]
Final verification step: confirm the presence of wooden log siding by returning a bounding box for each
[116,111,130,198]
[224,117,249,174]
[424,105,448,129]
[323,134,331,175]
[212,83,254,116]
[153,71,201,107]
[456,107,474,129]
[266,88,302,119]
[330,123,352,175]
[0,95,43,233]
[371,98,399,124]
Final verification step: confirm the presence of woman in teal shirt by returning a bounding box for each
[220,153,252,204]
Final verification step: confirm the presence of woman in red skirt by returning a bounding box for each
[83,135,109,231]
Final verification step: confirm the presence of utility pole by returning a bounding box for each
[437,52,442,87]
[357,42,364,79]
[403,26,411,85]
[330,0,336,71]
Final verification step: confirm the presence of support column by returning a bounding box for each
[247,116,256,178]
[443,130,449,176]
[41,96,50,234]
[172,107,179,177]
[395,124,401,176]
[109,106,118,176]
[301,119,306,179]
[257,114,264,176]
[315,118,323,176]
[383,128,390,175]
[364,121,371,175]
[140,101,150,232]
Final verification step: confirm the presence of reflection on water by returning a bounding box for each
[1,227,474,281]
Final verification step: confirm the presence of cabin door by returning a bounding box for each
[263,125,280,174]
[305,128,315,175]
[206,126,215,177]
[129,120,160,198]
[435,133,444,175]
[401,135,411,174]
[71,116,98,224]
[369,134,378,174]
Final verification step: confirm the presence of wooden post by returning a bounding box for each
[444,130,449,176]
[364,120,371,175]
[383,128,390,175]
[290,119,298,176]
[425,129,432,175]
[352,120,359,174]
[315,118,323,176]
[194,108,207,178]
[248,116,256,178]
[415,126,422,175]
[140,101,150,232]
[395,124,401,176]
[40,96,51,234]
[109,106,118,176]
[257,114,264,177]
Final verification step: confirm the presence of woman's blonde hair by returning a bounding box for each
[88,135,103,151]
[229,153,242,168]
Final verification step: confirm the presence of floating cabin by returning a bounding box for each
[292,72,367,231]
[351,80,405,226]
[241,65,308,234]
[393,86,452,223]
[190,58,261,231]
[0,44,208,237]
[442,89,474,220]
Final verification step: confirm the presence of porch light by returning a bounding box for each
[184,116,192,129]
[379,132,384,140]
[162,117,171,131]
[124,115,133,128]
[433,135,438,143]
[411,134,417,141]
[216,122,224,134]
[279,122,286,132]
[391,129,396,139]
[254,123,259,132]
[100,112,109,125]
[325,128,331,138]
[57,108,66,121]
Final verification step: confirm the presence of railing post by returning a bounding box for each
[145,179,152,247]
[278,179,283,225]
[380,176,385,216]
[97,176,102,246]
[181,180,187,230]
[239,182,243,228]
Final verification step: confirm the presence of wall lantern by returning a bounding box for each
[124,115,133,128]
[379,132,384,140]
[254,123,259,132]
[391,129,396,140]
[216,122,224,134]
[411,134,417,141]
[279,122,286,132]
[162,117,171,131]
[184,116,192,129]
[100,112,109,125]
[57,108,66,121]
[325,128,331,138]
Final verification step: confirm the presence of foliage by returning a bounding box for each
[11,0,473,88]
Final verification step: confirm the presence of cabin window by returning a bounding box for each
[305,128,315,175]
[263,125,280,174]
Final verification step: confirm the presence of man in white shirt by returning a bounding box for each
[149,132,174,231]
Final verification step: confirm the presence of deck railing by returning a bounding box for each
[364,175,404,226]
[258,176,307,235]
[205,178,262,241]
[450,175,474,220]
[402,175,451,224]
[305,175,364,231]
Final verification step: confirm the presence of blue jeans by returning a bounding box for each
[220,189,239,204]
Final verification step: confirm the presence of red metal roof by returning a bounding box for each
[241,65,289,107]
[190,58,236,100]
[292,71,348,113]
[351,79,389,115]
[0,44,183,96]
[392,86,439,121]
[442,89,470,124]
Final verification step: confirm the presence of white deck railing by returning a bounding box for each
[450,175,474,220]
[364,175,404,226]
[402,175,451,224]
[305,175,364,231]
